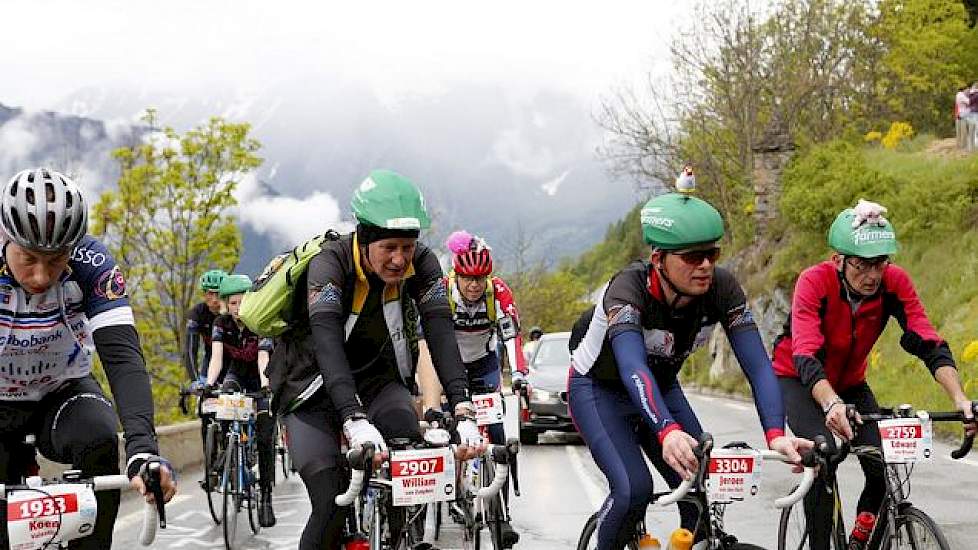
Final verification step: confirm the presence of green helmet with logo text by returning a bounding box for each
[351,170,431,230]
[200,269,227,292]
[640,193,724,250]
[828,209,898,258]
[219,274,253,298]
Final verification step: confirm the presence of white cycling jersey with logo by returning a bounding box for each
[0,236,133,401]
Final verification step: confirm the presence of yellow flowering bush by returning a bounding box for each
[864,130,883,143]
[962,340,978,362]
[881,121,914,150]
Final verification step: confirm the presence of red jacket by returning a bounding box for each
[772,262,953,391]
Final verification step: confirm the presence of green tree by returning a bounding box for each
[872,0,978,133]
[92,110,262,422]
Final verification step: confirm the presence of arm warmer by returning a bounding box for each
[93,324,159,460]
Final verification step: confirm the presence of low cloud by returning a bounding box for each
[540,169,570,196]
[234,174,353,248]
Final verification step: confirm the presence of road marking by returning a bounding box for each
[565,445,605,510]
[941,455,978,468]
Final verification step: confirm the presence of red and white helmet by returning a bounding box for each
[446,230,493,276]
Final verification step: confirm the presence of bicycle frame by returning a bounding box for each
[784,402,976,550]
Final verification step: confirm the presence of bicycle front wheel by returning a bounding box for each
[576,511,640,550]
[876,506,950,550]
[777,486,846,550]
[222,437,239,550]
[205,421,222,524]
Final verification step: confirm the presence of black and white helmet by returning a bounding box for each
[1,168,88,252]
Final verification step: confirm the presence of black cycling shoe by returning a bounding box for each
[501,521,519,548]
[258,489,276,527]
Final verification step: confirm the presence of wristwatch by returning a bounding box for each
[822,396,844,414]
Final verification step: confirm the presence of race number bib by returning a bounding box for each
[472,392,505,426]
[201,397,219,414]
[878,417,932,463]
[391,447,456,506]
[706,449,763,503]
[214,394,255,421]
[7,485,98,550]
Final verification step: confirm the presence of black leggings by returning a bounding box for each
[0,376,121,550]
[283,382,422,550]
[779,377,886,550]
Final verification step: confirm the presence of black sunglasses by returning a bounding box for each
[672,247,721,266]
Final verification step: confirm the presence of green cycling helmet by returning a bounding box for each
[827,209,898,258]
[218,274,253,298]
[640,193,724,250]
[351,170,432,230]
[200,269,228,292]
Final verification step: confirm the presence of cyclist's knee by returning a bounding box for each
[610,475,652,511]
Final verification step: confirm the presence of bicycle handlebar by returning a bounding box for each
[847,402,977,460]
[654,434,815,508]
[2,473,161,547]
[757,450,816,508]
[335,443,377,506]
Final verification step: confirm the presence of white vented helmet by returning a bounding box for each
[1,168,88,252]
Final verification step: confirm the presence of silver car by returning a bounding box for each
[518,331,576,444]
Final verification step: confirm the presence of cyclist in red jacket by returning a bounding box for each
[773,200,975,550]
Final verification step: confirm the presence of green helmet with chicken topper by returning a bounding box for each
[827,209,898,258]
[640,193,724,250]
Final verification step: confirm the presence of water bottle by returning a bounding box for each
[847,512,876,550]
[637,534,661,549]
[344,539,370,550]
[666,528,693,550]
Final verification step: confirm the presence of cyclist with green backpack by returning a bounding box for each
[263,170,478,550]
[205,274,277,527]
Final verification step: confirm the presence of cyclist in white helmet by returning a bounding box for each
[0,168,176,549]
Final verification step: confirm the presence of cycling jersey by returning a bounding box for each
[772,261,953,391]
[211,315,273,385]
[446,274,528,374]
[570,261,785,443]
[0,235,157,463]
[0,236,134,401]
[186,301,217,380]
[267,232,468,418]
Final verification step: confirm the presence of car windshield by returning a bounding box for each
[531,337,570,371]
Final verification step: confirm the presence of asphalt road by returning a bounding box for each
[114,393,978,549]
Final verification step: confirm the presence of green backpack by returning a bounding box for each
[239,230,340,336]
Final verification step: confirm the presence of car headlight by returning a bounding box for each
[531,388,560,404]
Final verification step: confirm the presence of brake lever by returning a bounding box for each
[142,461,167,529]
[951,401,977,459]
[506,439,521,497]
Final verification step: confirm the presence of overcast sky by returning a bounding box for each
[1,1,693,259]
[2,0,685,112]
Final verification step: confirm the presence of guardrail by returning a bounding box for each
[956,118,978,152]
[38,420,203,478]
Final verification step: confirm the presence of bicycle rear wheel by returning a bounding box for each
[205,421,222,524]
[246,439,261,535]
[222,437,239,550]
[277,420,291,480]
[576,511,640,550]
[875,506,950,550]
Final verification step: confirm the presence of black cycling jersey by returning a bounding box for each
[267,232,468,419]
[186,301,217,380]
[570,262,756,385]
[212,315,272,385]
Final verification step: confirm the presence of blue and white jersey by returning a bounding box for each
[0,236,134,401]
